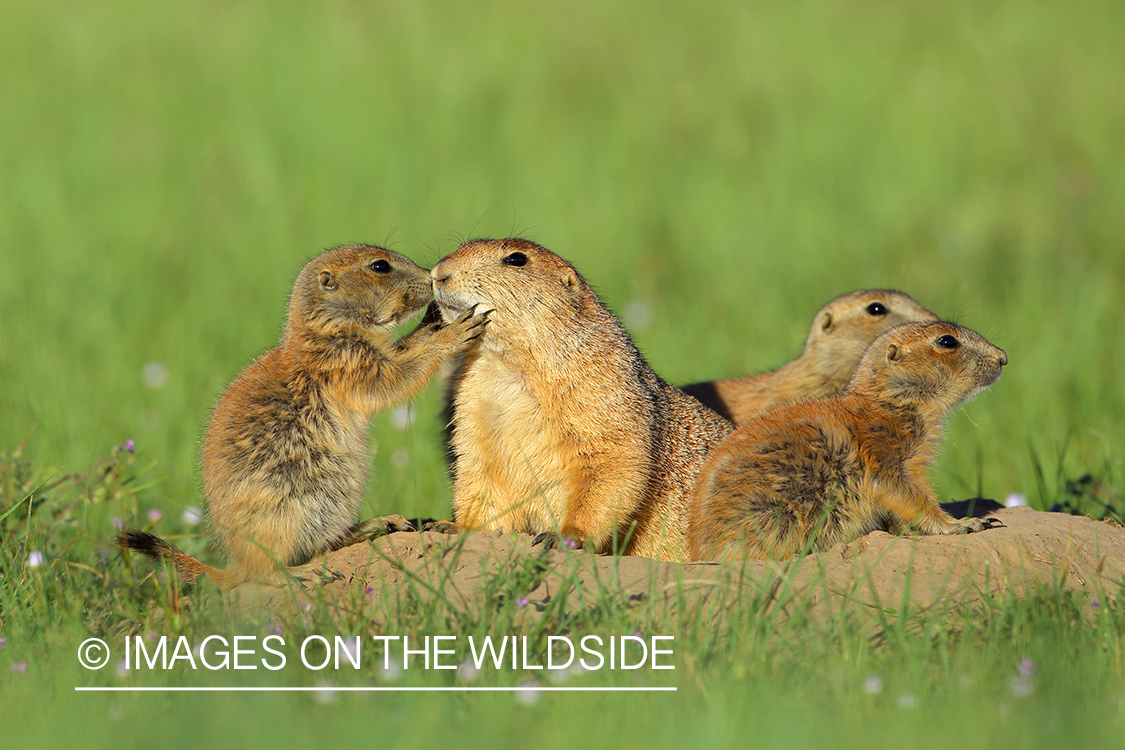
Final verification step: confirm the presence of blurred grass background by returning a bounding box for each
[1,0,1122,548]
[2,1,1124,747]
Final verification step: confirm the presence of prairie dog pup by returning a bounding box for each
[434,238,733,561]
[120,244,488,588]
[682,290,938,423]
[688,321,1006,562]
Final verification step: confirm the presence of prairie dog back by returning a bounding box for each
[683,290,938,423]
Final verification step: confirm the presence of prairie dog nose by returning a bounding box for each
[998,349,1008,367]
[431,265,451,285]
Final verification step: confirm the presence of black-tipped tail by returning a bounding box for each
[116,528,215,585]
[117,529,178,563]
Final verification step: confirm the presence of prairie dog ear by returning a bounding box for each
[561,268,578,290]
[319,270,337,291]
[820,311,835,333]
[886,343,902,363]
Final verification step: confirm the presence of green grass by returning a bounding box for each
[2,446,1123,748]
[1,0,1123,747]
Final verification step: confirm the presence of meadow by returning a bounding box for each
[1,0,1123,747]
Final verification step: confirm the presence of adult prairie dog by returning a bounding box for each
[682,290,938,423]
[120,244,488,588]
[434,238,733,561]
[688,321,1006,562]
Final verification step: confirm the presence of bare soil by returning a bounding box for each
[231,505,1125,624]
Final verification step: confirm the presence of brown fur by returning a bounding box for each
[434,238,734,562]
[117,530,226,586]
[682,290,938,423]
[687,321,1007,562]
[119,244,488,588]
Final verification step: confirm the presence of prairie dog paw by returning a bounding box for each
[530,532,584,551]
[441,304,491,349]
[420,519,461,534]
[292,565,345,589]
[354,514,415,538]
[961,516,1004,533]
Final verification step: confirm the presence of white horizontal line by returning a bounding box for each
[75,686,676,693]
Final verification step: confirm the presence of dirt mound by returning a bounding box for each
[233,506,1125,622]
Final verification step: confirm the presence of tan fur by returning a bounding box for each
[117,530,228,587]
[687,321,1007,562]
[683,290,938,423]
[434,239,734,562]
[119,244,488,588]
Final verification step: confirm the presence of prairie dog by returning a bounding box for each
[688,321,1006,562]
[120,244,488,588]
[682,290,938,422]
[433,238,733,561]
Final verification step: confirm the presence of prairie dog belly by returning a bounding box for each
[452,363,572,533]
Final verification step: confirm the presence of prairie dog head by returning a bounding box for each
[803,290,939,389]
[850,321,1008,412]
[431,238,592,350]
[287,245,433,338]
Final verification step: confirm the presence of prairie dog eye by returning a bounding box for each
[936,334,960,349]
[369,259,391,273]
[865,302,887,316]
[503,252,528,267]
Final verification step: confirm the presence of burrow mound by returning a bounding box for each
[232,507,1125,622]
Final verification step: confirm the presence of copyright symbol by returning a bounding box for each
[78,638,110,670]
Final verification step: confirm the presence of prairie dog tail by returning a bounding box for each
[117,530,228,588]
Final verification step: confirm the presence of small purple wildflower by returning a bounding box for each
[546,664,571,685]
[562,538,577,550]
[862,675,883,694]
[0,636,6,649]
[1018,658,1035,678]
[515,597,529,608]
[112,517,124,531]
[364,586,375,597]
[1010,675,1034,698]
[124,440,135,453]
[314,682,336,704]
[268,623,283,636]
[146,508,163,523]
[11,661,27,675]
[1091,598,1101,609]
[515,679,541,706]
[301,602,313,612]
[568,660,591,677]
[339,637,360,664]
[389,405,416,430]
[380,660,403,682]
[27,551,44,568]
[622,299,653,332]
[458,660,480,682]
[142,362,169,389]
[182,506,202,526]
